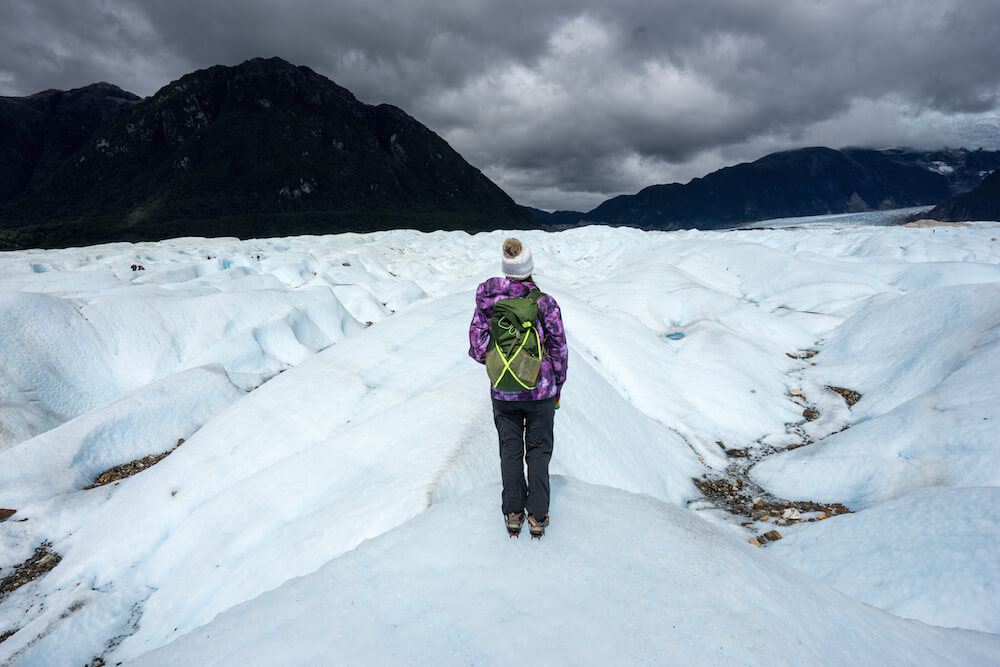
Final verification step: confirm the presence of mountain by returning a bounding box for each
[575,147,1000,230]
[0,58,534,249]
[524,206,587,227]
[924,168,1000,221]
[0,83,141,202]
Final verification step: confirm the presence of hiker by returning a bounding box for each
[469,238,568,538]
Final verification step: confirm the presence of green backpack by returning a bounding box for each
[485,290,545,391]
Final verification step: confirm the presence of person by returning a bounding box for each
[469,238,568,538]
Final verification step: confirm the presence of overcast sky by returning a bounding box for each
[3,1,999,212]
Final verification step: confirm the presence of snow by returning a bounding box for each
[930,161,956,175]
[752,283,1000,505]
[768,486,1000,635]
[130,480,998,667]
[1,218,999,665]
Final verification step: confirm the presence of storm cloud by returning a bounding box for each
[3,0,999,211]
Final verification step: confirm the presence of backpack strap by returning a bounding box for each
[491,289,545,390]
[526,289,544,359]
[492,332,536,390]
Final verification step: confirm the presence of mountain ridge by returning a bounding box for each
[0,82,141,203]
[0,57,534,249]
[532,146,1000,230]
[4,58,999,249]
[925,168,1000,221]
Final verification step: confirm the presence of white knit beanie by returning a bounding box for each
[502,238,533,280]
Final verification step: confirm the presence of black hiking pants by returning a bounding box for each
[492,395,557,519]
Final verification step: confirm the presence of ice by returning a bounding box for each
[1,218,999,665]
[129,480,1000,667]
[0,364,241,505]
[752,283,1000,506]
[769,486,1000,634]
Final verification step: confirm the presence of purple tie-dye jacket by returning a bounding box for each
[469,277,568,401]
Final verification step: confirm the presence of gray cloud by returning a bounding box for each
[3,0,999,211]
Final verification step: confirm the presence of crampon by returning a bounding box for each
[527,514,549,539]
[505,511,525,538]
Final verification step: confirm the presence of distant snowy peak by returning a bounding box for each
[884,146,1000,194]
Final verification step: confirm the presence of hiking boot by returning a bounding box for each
[527,514,549,538]
[505,511,525,536]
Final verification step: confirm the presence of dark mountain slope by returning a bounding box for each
[0,58,533,249]
[0,83,140,202]
[925,169,1000,222]
[584,147,1000,230]
[526,207,587,227]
